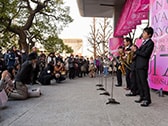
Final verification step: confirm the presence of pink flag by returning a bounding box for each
[114,0,132,37]
[109,37,123,57]
[114,0,149,37]
[135,38,143,48]
[135,0,149,12]
[126,0,149,26]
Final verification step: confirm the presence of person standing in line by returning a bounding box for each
[55,53,63,64]
[125,45,139,96]
[115,46,125,87]
[134,27,154,107]
[38,51,46,71]
[68,54,75,79]
[6,46,16,68]
[0,47,5,77]
[123,37,132,90]
[103,55,110,77]
[31,46,39,84]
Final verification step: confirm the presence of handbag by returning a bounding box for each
[28,87,41,97]
[0,89,8,107]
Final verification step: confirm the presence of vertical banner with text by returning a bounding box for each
[149,0,168,91]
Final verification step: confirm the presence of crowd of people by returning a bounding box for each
[0,45,113,101]
[0,27,154,108]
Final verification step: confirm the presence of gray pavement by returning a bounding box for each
[1,75,168,126]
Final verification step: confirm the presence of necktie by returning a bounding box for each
[142,40,146,46]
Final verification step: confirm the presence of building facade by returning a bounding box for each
[63,38,83,56]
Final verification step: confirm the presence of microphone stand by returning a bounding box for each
[98,57,110,96]
[106,60,120,104]
[96,74,105,91]
[96,70,103,87]
[99,75,110,96]
[96,65,105,91]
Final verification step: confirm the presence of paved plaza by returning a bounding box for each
[1,75,168,126]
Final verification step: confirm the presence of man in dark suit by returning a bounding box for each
[123,37,132,90]
[135,27,154,107]
[115,46,125,87]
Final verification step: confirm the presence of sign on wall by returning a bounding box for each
[149,0,168,91]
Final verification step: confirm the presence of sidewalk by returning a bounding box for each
[1,75,168,126]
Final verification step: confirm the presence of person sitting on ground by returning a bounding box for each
[0,47,5,77]
[7,52,37,100]
[54,61,66,83]
[38,61,55,85]
[59,63,67,81]
[0,66,15,94]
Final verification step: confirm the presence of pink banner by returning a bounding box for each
[114,0,132,37]
[114,0,149,37]
[125,0,149,30]
[135,38,143,48]
[149,0,168,91]
[109,37,123,57]
[135,0,149,12]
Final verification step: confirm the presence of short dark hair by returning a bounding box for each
[124,37,132,45]
[28,52,37,60]
[7,66,15,79]
[143,27,154,38]
[118,46,124,50]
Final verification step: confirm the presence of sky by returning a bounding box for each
[59,0,93,55]
[59,0,92,39]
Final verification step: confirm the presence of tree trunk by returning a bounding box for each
[18,31,29,53]
[93,18,97,59]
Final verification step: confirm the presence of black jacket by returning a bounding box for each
[15,60,34,84]
[135,39,154,70]
[38,64,54,85]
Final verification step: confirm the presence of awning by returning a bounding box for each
[76,0,125,29]
[77,0,125,17]
[114,0,149,37]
